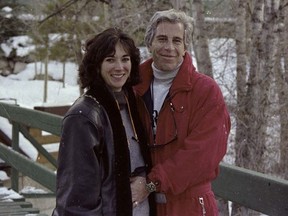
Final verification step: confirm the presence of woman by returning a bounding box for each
[52,28,154,216]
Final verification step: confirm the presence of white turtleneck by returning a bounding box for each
[151,60,183,133]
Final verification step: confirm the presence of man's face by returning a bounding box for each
[149,22,186,71]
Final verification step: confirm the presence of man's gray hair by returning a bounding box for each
[144,9,193,49]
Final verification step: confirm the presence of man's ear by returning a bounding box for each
[182,50,186,56]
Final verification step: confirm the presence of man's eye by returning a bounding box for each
[158,38,167,42]
[174,39,183,44]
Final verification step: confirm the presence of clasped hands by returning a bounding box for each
[130,176,150,208]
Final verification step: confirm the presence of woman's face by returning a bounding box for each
[100,42,131,92]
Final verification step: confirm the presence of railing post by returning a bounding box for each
[11,121,20,192]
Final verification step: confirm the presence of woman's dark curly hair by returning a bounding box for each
[78,28,141,90]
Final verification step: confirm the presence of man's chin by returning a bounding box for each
[153,60,177,71]
[161,64,178,72]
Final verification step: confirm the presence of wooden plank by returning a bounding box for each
[212,162,288,216]
[37,152,58,167]
[0,214,48,216]
[0,214,27,216]
[19,126,57,168]
[0,128,11,146]
[34,105,70,116]
[0,143,56,193]
[0,205,21,210]
[33,134,60,144]
[21,192,55,199]
[28,128,60,144]
[10,197,25,202]
[0,102,62,136]
[0,186,46,216]
[0,202,32,208]
[0,207,39,213]
[29,128,42,137]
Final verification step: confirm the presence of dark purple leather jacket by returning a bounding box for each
[52,85,154,216]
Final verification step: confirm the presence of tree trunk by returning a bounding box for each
[109,0,122,27]
[43,33,49,103]
[170,0,185,10]
[72,35,83,95]
[277,0,288,179]
[274,45,288,180]
[233,0,281,214]
[232,0,249,215]
[62,62,66,88]
[191,0,213,78]
[234,0,248,167]
[239,0,267,171]
[44,54,48,103]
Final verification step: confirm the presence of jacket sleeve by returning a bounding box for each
[148,78,231,195]
[53,114,103,216]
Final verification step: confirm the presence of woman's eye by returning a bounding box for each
[105,58,114,62]
[122,57,131,62]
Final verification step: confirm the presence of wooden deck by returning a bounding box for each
[0,181,48,216]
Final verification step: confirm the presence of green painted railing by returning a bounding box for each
[0,142,56,192]
[212,163,288,215]
[0,102,288,216]
[0,102,61,192]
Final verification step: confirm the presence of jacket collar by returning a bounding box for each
[135,52,196,97]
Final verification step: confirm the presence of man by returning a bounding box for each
[132,9,231,216]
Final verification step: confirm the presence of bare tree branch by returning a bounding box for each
[38,0,78,25]
[38,0,110,25]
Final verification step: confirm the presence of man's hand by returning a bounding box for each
[130,176,149,208]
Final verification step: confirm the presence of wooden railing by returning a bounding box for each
[0,102,287,216]
[0,102,61,192]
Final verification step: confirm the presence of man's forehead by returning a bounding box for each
[155,22,184,38]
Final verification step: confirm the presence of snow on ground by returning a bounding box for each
[0,60,80,162]
[0,61,79,108]
[0,170,9,181]
[0,187,23,201]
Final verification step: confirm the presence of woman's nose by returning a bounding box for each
[114,61,124,70]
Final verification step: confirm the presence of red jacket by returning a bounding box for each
[134,53,231,216]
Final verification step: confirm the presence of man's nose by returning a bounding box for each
[164,40,174,50]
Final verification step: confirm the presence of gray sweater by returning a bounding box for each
[114,91,149,216]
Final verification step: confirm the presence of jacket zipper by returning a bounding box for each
[199,197,206,216]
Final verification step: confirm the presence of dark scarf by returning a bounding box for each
[86,83,150,216]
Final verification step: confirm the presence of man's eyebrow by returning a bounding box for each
[156,35,183,40]
[173,36,183,40]
[155,35,167,38]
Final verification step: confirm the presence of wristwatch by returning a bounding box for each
[146,181,157,193]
